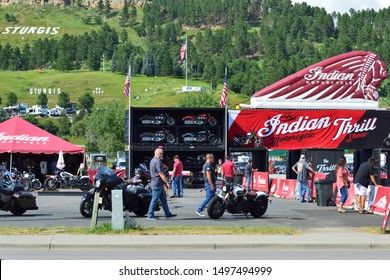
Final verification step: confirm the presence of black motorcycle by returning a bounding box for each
[140,113,175,126]
[0,168,38,215]
[207,182,269,219]
[127,163,151,191]
[232,130,263,147]
[182,113,217,126]
[182,129,217,143]
[79,167,159,218]
[140,128,176,143]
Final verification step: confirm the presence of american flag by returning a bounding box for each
[179,42,187,63]
[123,71,130,97]
[219,77,228,107]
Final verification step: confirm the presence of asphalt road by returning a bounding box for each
[0,188,385,229]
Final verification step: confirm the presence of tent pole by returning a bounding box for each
[9,153,12,171]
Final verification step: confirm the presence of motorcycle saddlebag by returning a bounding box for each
[13,191,38,210]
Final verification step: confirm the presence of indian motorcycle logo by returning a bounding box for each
[0,133,49,144]
[257,114,377,141]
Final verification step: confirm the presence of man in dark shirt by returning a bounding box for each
[354,157,379,214]
[147,148,176,220]
[196,153,216,217]
[244,159,257,192]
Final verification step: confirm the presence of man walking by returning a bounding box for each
[354,157,379,214]
[244,159,257,192]
[147,148,177,220]
[196,153,216,217]
[222,155,236,183]
[171,155,184,198]
[292,154,315,203]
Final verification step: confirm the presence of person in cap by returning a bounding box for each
[354,157,379,214]
[170,155,184,198]
[292,154,315,203]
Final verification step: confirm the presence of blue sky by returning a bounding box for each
[291,0,389,14]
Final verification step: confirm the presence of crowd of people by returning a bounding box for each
[144,147,381,220]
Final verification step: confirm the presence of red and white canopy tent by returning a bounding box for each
[0,116,85,171]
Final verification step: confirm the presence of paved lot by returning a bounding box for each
[0,188,385,230]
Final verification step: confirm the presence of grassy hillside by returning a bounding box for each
[0,4,145,48]
[0,70,250,109]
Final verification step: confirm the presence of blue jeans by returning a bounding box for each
[197,183,215,212]
[298,181,310,202]
[172,176,183,197]
[147,182,172,218]
[245,175,251,192]
[339,186,349,204]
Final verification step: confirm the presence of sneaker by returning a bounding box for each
[338,208,347,213]
[166,213,177,218]
[146,216,159,220]
[196,210,205,217]
[170,195,177,198]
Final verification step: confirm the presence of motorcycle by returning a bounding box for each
[140,128,176,143]
[79,167,159,218]
[182,113,217,126]
[0,167,38,216]
[182,129,217,144]
[383,133,390,147]
[20,166,42,191]
[127,163,151,191]
[140,113,175,126]
[232,130,263,147]
[207,182,269,219]
[44,170,92,191]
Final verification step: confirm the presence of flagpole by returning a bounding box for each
[224,67,228,158]
[128,65,132,176]
[185,36,188,87]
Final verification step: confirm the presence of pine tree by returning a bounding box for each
[141,48,155,77]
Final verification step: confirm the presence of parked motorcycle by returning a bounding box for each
[44,170,92,191]
[79,167,159,218]
[20,166,42,191]
[182,129,217,144]
[207,182,269,219]
[232,130,263,147]
[140,113,175,126]
[0,166,38,216]
[383,133,390,147]
[140,128,176,143]
[182,113,217,126]
[127,163,151,191]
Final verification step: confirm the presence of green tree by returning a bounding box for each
[97,0,104,14]
[58,116,71,137]
[58,92,71,109]
[84,102,125,152]
[178,92,216,108]
[37,94,48,106]
[119,0,129,27]
[78,92,95,113]
[6,92,17,107]
[43,119,59,135]
[104,0,112,18]
[141,48,155,76]
[0,108,8,122]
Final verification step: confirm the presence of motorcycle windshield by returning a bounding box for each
[95,167,122,186]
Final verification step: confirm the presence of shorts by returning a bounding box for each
[356,183,368,196]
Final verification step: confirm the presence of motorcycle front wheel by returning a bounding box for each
[207,196,226,219]
[79,195,94,218]
[166,134,176,143]
[166,117,175,126]
[79,178,93,192]
[207,134,217,144]
[32,179,43,191]
[44,177,59,190]
[250,196,268,218]
[208,117,217,126]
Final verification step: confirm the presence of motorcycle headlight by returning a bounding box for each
[95,180,101,188]
[222,186,228,193]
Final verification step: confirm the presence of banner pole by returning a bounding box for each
[128,66,132,177]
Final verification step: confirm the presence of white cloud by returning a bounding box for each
[291,0,389,14]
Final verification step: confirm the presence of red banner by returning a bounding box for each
[275,179,296,199]
[228,109,390,150]
[242,172,269,192]
[370,187,390,215]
